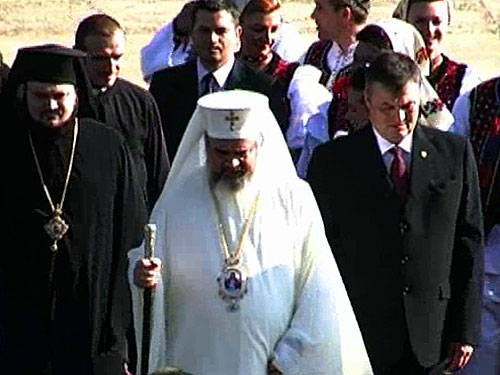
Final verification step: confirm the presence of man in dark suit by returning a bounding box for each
[150,0,287,161]
[307,51,483,375]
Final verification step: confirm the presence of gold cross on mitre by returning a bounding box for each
[225,110,240,131]
[199,90,266,140]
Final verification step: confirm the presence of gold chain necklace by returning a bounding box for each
[214,194,260,266]
[211,189,260,312]
[28,119,79,254]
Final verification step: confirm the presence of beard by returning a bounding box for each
[210,167,258,217]
[210,168,253,193]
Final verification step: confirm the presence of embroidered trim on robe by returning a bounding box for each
[328,67,354,139]
[469,76,500,218]
[429,54,467,111]
[264,52,300,89]
[304,40,334,87]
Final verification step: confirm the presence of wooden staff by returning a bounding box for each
[141,224,157,375]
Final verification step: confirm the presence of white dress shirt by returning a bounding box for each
[197,56,235,96]
[373,126,413,172]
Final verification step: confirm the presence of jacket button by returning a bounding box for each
[401,255,410,264]
[399,221,410,234]
[403,286,410,295]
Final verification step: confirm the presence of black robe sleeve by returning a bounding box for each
[143,92,170,211]
[92,131,148,374]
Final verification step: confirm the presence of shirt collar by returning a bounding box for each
[372,125,414,155]
[327,41,357,65]
[92,86,109,95]
[325,41,357,89]
[197,56,235,89]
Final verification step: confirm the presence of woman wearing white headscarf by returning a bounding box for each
[352,18,454,130]
[393,0,482,110]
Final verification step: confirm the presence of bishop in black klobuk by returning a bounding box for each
[0,44,147,375]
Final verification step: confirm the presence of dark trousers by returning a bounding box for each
[387,351,448,375]
[377,328,448,375]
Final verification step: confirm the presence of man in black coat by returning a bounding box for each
[0,44,147,375]
[0,51,9,95]
[149,0,287,161]
[307,51,483,375]
[75,14,170,212]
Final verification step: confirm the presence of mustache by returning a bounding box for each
[221,165,245,177]
[40,110,61,117]
[210,169,252,192]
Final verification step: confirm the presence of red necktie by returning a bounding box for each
[390,146,409,200]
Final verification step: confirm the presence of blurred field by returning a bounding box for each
[0,0,498,88]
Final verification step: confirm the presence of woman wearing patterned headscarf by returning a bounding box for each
[393,0,482,110]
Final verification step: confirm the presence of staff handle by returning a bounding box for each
[141,224,157,375]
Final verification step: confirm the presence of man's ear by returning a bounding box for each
[235,24,243,39]
[234,25,243,53]
[341,5,352,24]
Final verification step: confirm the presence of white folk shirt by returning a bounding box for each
[128,171,373,375]
[325,41,357,90]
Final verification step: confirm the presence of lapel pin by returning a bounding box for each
[420,150,428,159]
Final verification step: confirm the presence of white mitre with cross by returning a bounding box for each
[199,90,269,141]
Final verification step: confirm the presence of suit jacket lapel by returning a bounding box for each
[360,127,394,199]
[406,124,440,211]
[186,60,199,102]
[225,59,245,90]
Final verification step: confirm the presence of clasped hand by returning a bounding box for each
[134,257,162,289]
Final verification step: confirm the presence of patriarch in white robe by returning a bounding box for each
[128,89,373,375]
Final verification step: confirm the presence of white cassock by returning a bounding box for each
[128,90,373,375]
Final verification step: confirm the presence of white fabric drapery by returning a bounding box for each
[128,90,373,375]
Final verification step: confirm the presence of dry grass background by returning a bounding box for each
[0,0,498,88]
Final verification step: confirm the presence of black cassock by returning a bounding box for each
[0,118,147,375]
[93,78,170,212]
